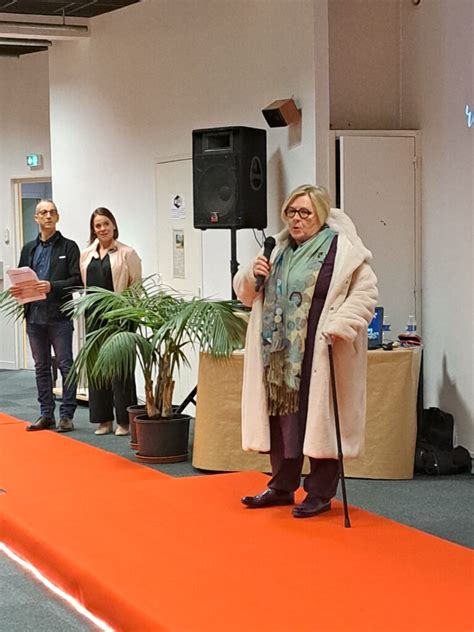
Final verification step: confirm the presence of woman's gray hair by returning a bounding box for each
[280,184,332,226]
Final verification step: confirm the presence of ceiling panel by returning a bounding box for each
[0,0,141,18]
[0,0,141,56]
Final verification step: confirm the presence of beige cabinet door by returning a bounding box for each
[338,134,419,337]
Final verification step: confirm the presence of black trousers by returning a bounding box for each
[88,377,137,426]
[268,414,340,501]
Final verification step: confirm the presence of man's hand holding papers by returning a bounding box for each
[7,267,48,304]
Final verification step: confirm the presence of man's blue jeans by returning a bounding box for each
[26,319,77,420]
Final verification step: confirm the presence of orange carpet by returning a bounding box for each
[0,413,472,632]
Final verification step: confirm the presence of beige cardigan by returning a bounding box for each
[233,208,378,460]
[80,239,142,291]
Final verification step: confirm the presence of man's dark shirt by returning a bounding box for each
[18,231,81,323]
[29,232,60,325]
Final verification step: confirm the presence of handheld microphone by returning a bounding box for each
[255,236,276,292]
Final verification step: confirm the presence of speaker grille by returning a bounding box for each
[196,162,237,222]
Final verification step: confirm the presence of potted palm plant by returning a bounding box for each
[65,277,247,463]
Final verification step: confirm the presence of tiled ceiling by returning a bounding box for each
[0,0,141,56]
[0,1,141,18]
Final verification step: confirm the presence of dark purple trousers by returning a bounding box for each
[268,417,340,500]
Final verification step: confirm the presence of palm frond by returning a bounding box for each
[159,298,247,356]
[91,331,140,383]
[0,289,24,321]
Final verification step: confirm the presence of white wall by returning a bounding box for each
[328,0,401,130]
[48,0,318,300]
[401,0,473,449]
[314,0,331,189]
[0,52,51,368]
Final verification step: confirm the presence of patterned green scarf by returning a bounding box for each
[262,226,335,415]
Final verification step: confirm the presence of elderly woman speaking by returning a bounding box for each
[233,184,378,518]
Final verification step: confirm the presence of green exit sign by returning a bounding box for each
[26,154,43,168]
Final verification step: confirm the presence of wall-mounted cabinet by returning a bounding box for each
[329,130,421,338]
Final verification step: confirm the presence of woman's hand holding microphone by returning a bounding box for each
[254,236,276,292]
[253,256,272,292]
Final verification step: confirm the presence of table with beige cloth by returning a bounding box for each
[192,347,422,480]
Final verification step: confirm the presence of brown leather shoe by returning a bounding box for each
[57,418,75,433]
[241,488,294,508]
[292,496,331,518]
[26,417,56,432]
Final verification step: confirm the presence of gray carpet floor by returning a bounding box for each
[0,369,472,631]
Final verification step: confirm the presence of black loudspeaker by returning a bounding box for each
[193,126,267,229]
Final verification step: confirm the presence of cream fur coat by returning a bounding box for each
[233,208,378,459]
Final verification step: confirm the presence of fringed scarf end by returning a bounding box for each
[267,385,300,416]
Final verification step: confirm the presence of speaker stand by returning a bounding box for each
[175,386,197,415]
[230,228,239,299]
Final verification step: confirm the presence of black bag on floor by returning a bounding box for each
[419,407,454,450]
[415,407,472,475]
[416,441,471,475]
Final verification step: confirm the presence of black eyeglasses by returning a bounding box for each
[36,209,57,217]
[284,207,313,220]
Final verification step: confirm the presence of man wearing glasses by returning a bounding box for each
[10,199,81,432]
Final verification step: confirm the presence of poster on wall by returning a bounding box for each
[172,229,185,279]
[170,194,186,220]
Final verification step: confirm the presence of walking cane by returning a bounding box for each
[327,338,351,528]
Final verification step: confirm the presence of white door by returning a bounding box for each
[0,179,52,370]
[155,158,203,408]
[338,135,418,337]
[155,158,202,297]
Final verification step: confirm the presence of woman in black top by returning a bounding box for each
[80,207,142,436]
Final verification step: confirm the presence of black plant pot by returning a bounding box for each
[135,413,191,464]
[127,404,146,450]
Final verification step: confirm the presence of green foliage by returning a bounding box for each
[64,276,247,420]
[0,288,24,321]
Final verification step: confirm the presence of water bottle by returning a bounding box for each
[406,315,417,333]
[382,315,392,343]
